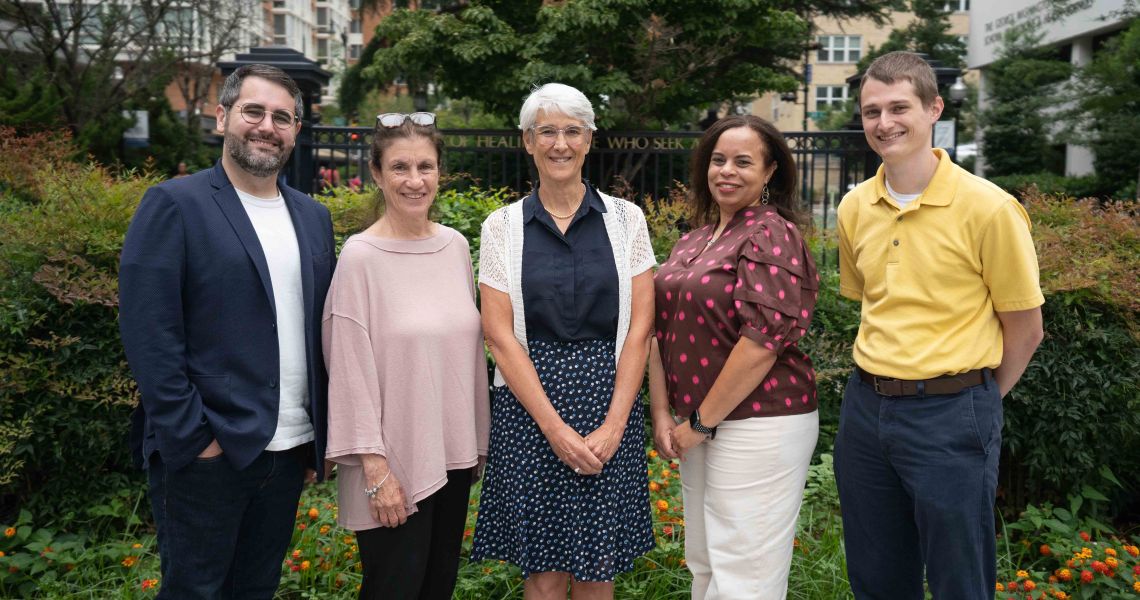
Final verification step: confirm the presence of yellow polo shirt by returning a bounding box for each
[837,148,1044,379]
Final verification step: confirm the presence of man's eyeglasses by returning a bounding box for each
[232,103,299,129]
[377,112,437,128]
[530,125,588,145]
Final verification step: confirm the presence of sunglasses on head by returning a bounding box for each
[376,112,437,128]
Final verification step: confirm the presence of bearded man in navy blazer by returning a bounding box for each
[119,64,336,599]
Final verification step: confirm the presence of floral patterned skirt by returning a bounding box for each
[470,338,654,582]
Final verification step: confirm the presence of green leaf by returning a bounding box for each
[1080,485,1109,502]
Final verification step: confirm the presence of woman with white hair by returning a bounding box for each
[470,83,656,599]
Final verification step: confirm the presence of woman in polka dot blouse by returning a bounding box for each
[649,115,821,600]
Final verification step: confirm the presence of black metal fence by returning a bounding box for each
[295,127,878,230]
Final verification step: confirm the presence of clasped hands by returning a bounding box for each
[545,420,624,476]
[651,415,708,461]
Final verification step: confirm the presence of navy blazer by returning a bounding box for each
[119,161,336,475]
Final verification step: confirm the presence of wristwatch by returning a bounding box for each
[689,409,717,439]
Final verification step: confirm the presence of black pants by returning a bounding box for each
[356,467,474,600]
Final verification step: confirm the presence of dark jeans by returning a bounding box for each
[147,444,307,600]
[834,370,1001,600]
[356,467,474,600]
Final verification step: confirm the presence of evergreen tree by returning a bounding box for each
[978,27,1072,177]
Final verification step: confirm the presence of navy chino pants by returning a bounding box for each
[147,445,307,599]
[834,370,1001,600]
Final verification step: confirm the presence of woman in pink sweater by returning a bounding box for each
[322,113,490,600]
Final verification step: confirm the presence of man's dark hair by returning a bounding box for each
[218,64,304,117]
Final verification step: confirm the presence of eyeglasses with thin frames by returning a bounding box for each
[529,125,589,146]
[232,103,299,130]
[376,112,437,128]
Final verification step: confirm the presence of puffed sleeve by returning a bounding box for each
[732,221,819,353]
[477,208,509,293]
[322,244,386,463]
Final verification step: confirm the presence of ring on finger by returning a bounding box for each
[574,467,581,474]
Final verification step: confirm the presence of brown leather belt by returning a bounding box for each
[857,367,988,397]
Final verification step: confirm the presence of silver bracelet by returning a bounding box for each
[363,470,391,498]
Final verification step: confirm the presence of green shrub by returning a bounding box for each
[988,172,1115,200]
[0,150,151,527]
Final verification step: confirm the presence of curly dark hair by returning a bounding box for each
[687,115,805,230]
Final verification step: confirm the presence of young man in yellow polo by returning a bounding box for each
[834,51,1044,600]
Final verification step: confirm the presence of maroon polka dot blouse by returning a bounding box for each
[654,207,820,420]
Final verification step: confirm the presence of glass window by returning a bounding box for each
[815,86,848,112]
[350,18,361,34]
[273,14,286,35]
[942,0,969,11]
[817,35,862,63]
[317,38,329,59]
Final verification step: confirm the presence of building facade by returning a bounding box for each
[968,0,1132,176]
[750,2,971,132]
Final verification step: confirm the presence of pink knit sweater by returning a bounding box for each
[322,226,490,530]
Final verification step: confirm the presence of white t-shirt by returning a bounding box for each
[885,178,923,209]
[235,187,315,451]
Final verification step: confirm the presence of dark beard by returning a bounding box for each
[225,128,288,178]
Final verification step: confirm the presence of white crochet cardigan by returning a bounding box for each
[478,191,657,386]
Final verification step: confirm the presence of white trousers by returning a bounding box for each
[680,411,819,600]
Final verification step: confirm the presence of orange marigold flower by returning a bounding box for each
[1079,531,1091,542]
[649,482,660,492]
[648,449,658,459]
[1058,568,1072,582]
[663,525,674,535]
[141,578,158,590]
[307,507,319,520]
[292,549,301,560]
[0,551,4,558]
[1091,560,1108,574]
[1080,570,1093,584]
[300,560,311,571]
[1055,592,1069,600]
[1104,547,1117,557]
[995,583,1005,591]
[1040,544,1052,556]
[319,525,330,535]
[1133,581,1140,593]
[1106,556,1118,569]
[1125,545,1139,557]
[297,524,307,531]
[3,527,14,538]
[1007,581,1018,591]
[661,469,671,479]
[1023,580,1036,591]
[656,500,669,512]
[1017,570,1029,579]
[1048,575,1058,583]
[121,556,138,568]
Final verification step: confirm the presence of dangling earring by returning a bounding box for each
[761,184,770,205]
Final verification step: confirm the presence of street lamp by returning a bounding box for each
[949,77,967,161]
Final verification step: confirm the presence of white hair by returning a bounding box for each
[518,83,597,132]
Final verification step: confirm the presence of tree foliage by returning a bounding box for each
[344,0,897,128]
[978,27,1072,177]
[0,0,249,165]
[856,0,965,72]
[1073,17,1140,196]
